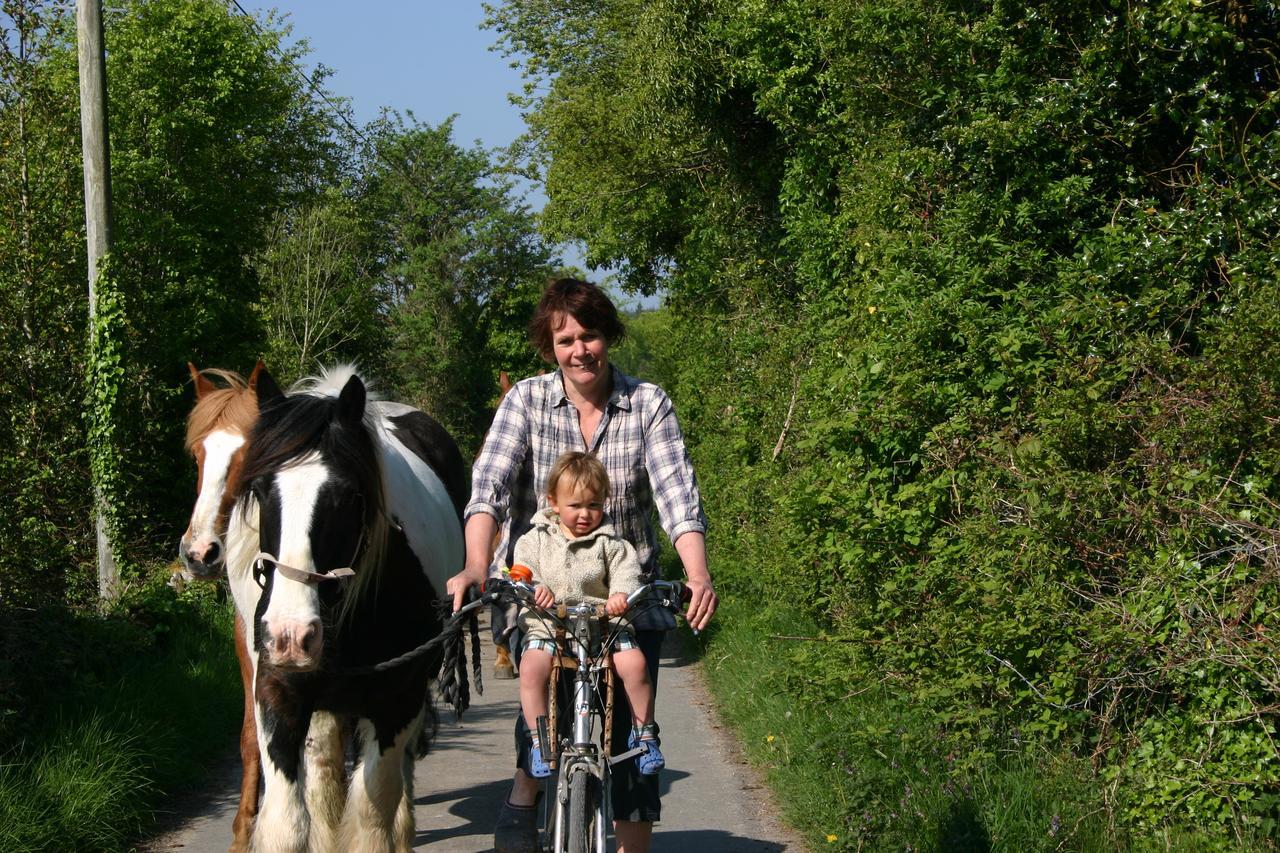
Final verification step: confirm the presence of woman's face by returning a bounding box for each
[551,311,609,390]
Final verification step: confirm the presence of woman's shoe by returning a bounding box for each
[494,798,540,853]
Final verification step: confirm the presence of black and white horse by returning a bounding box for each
[234,365,466,851]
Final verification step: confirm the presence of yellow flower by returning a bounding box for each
[766,734,775,743]
[826,834,838,843]
[867,305,877,314]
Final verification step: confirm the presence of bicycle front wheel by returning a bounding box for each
[566,770,602,853]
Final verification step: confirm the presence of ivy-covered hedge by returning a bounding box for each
[493,0,1280,839]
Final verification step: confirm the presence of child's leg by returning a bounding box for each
[615,646,664,774]
[612,647,654,726]
[518,647,553,731]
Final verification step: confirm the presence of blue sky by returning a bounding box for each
[244,3,525,150]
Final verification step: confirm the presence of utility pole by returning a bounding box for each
[77,0,117,601]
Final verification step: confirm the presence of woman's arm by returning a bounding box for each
[448,513,499,612]
[641,385,716,629]
[674,531,716,631]
[447,387,529,611]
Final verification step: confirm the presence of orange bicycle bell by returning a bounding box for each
[508,563,534,584]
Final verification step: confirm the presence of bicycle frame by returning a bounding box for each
[549,601,614,853]
[465,579,687,853]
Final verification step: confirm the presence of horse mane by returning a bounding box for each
[290,363,383,402]
[237,372,389,626]
[185,369,257,453]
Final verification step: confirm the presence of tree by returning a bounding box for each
[0,0,92,607]
[485,0,1280,838]
[0,0,339,605]
[361,114,558,451]
[254,189,388,384]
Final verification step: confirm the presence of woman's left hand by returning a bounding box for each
[684,577,717,632]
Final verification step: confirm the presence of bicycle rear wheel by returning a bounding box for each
[566,770,601,853]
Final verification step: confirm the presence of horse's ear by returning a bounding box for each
[499,371,513,395]
[256,366,284,406]
[189,363,215,399]
[337,375,366,426]
[247,359,265,389]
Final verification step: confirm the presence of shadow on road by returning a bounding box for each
[651,828,791,851]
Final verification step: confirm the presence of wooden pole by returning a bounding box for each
[77,0,117,601]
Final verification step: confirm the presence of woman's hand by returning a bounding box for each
[534,583,556,609]
[674,532,717,631]
[684,577,717,632]
[605,592,629,616]
[446,565,486,614]
[452,513,500,612]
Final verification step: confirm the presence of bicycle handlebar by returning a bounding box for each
[458,576,691,627]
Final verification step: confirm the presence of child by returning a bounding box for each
[513,450,664,777]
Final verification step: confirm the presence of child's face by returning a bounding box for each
[549,478,604,539]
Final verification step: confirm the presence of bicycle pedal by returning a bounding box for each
[607,746,644,766]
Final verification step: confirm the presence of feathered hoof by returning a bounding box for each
[493,644,517,679]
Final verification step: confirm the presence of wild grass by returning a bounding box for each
[0,570,241,852]
[692,596,1270,852]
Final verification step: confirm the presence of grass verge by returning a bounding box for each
[692,597,1118,852]
[0,569,241,852]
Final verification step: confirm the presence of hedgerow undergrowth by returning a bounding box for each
[0,568,240,852]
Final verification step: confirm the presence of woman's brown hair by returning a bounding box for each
[529,278,626,361]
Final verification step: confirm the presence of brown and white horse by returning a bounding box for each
[181,361,269,852]
[235,365,466,852]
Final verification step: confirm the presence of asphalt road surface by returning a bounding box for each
[142,619,803,852]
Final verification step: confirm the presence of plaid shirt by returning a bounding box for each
[466,367,707,630]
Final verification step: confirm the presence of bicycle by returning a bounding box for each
[460,572,689,853]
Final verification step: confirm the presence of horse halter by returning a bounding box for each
[252,552,355,588]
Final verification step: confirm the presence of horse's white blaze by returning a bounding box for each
[373,402,464,596]
[185,429,245,557]
[262,458,326,662]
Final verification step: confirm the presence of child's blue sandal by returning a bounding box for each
[628,727,664,775]
[529,742,553,778]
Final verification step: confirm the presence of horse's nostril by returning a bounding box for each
[298,621,322,656]
[206,541,222,564]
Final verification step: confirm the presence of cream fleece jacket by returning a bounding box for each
[513,508,643,606]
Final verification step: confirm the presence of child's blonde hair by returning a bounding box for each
[545,451,610,502]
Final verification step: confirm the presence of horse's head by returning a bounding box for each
[240,369,386,671]
[180,361,279,579]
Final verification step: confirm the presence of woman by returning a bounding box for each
[446,278,717,853]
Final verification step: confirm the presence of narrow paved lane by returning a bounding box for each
[143,619,802,852]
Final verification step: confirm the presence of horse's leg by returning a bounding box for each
[251,690,310,853]
[230,613,260,853]
[394,743,415,850]
[339,712,422,853]
[302,711,347,852]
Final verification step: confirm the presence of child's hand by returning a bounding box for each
[605,592,628,617]
[534,583,555,609]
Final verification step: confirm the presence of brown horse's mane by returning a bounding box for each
[185,369,258,453]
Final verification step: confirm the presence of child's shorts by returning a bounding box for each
[521,620,640,656]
